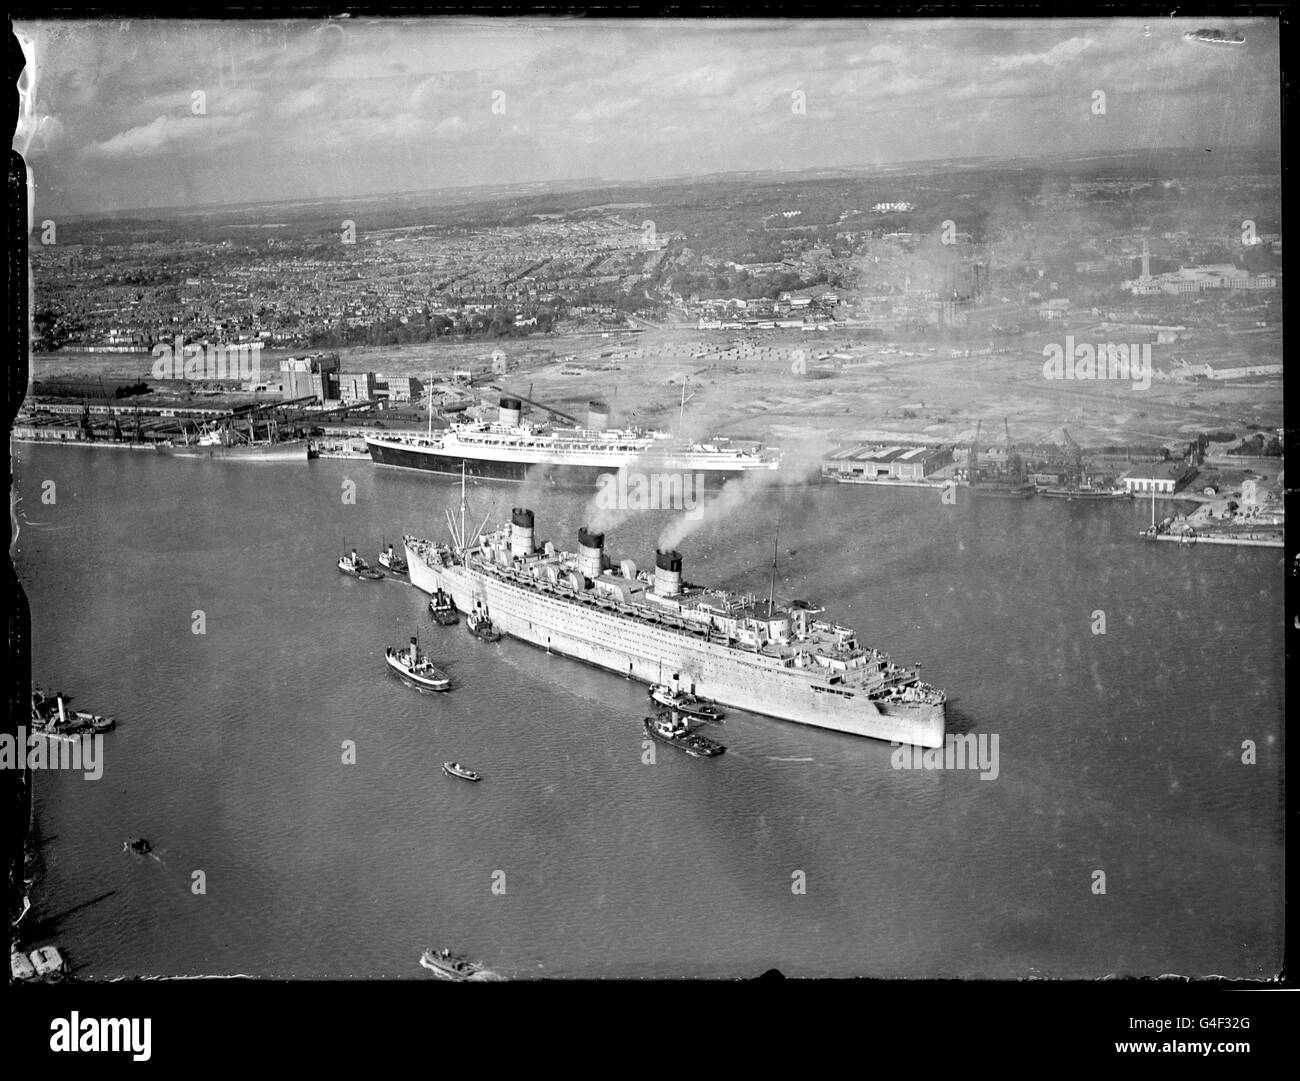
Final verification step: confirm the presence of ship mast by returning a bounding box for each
[768,517,780,617]
[677,374,698,440]
[460,460,467,556]
[427,370,433,438]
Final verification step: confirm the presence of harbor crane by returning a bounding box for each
[1003,417,1024,478]
[1061,427,1084,485]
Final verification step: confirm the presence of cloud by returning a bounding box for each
[993,36,1094,70]
[82,114,240,159]
[14,17,1280,215]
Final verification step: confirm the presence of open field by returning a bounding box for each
[26,320,1283,455]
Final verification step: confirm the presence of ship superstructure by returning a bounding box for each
[367,397,781,486]
[402,503,946,747]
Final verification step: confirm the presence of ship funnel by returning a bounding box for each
[654,549,683,597]
[498,397,522,427]
[577,526,605,580]
[57,696,66,724]
[587,400,610,431]
[510,507,535,558]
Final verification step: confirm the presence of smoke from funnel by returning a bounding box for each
[580,374,737,535]
[656,432,830,551]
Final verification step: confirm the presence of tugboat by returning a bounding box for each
[385,636,451,691]
[442,761,482,782]
[429,588,459,625]
[39,698,89,739]
[466,607,503,643]
[642,710,726,758]
[648,683,725,722]
[123,838,151,855]
[72,710,115,732]
[338,547,385,580]
[378,542,408,575]
[418,946,493,981]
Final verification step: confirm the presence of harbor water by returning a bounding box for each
[12,444,1285,978]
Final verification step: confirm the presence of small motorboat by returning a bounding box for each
[466,609,502,643]
[647,683,725,722]
[123,838,151,855]
[419,946,493,981]
[338,548,384,580]
[385,636,451,691]
[378,543,408,574]
[442,761,482,782]
[429,588,459,625]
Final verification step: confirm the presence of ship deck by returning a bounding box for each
[454,546,934,699]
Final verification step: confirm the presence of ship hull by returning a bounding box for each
[1038,488,1130,500]
[404,539,944,748]
[963,484,1036,499]
[158,439,309,462]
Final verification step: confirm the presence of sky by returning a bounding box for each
[12,16,1282,216]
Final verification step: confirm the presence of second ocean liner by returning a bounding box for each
[368,397,783,487]
[402,503,946,748]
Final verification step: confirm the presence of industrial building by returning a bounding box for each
[279,354,341,404]
[824,443,952,481]
[1120,461,1196,495]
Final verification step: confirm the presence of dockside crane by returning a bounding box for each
[1062,427,1084,485]
[1004,417,1023,478]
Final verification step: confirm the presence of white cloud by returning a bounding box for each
[993,37,1094,71]
[83,114,240,159]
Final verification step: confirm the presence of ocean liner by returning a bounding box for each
[367,397,782,487]
[401,496,946,747]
